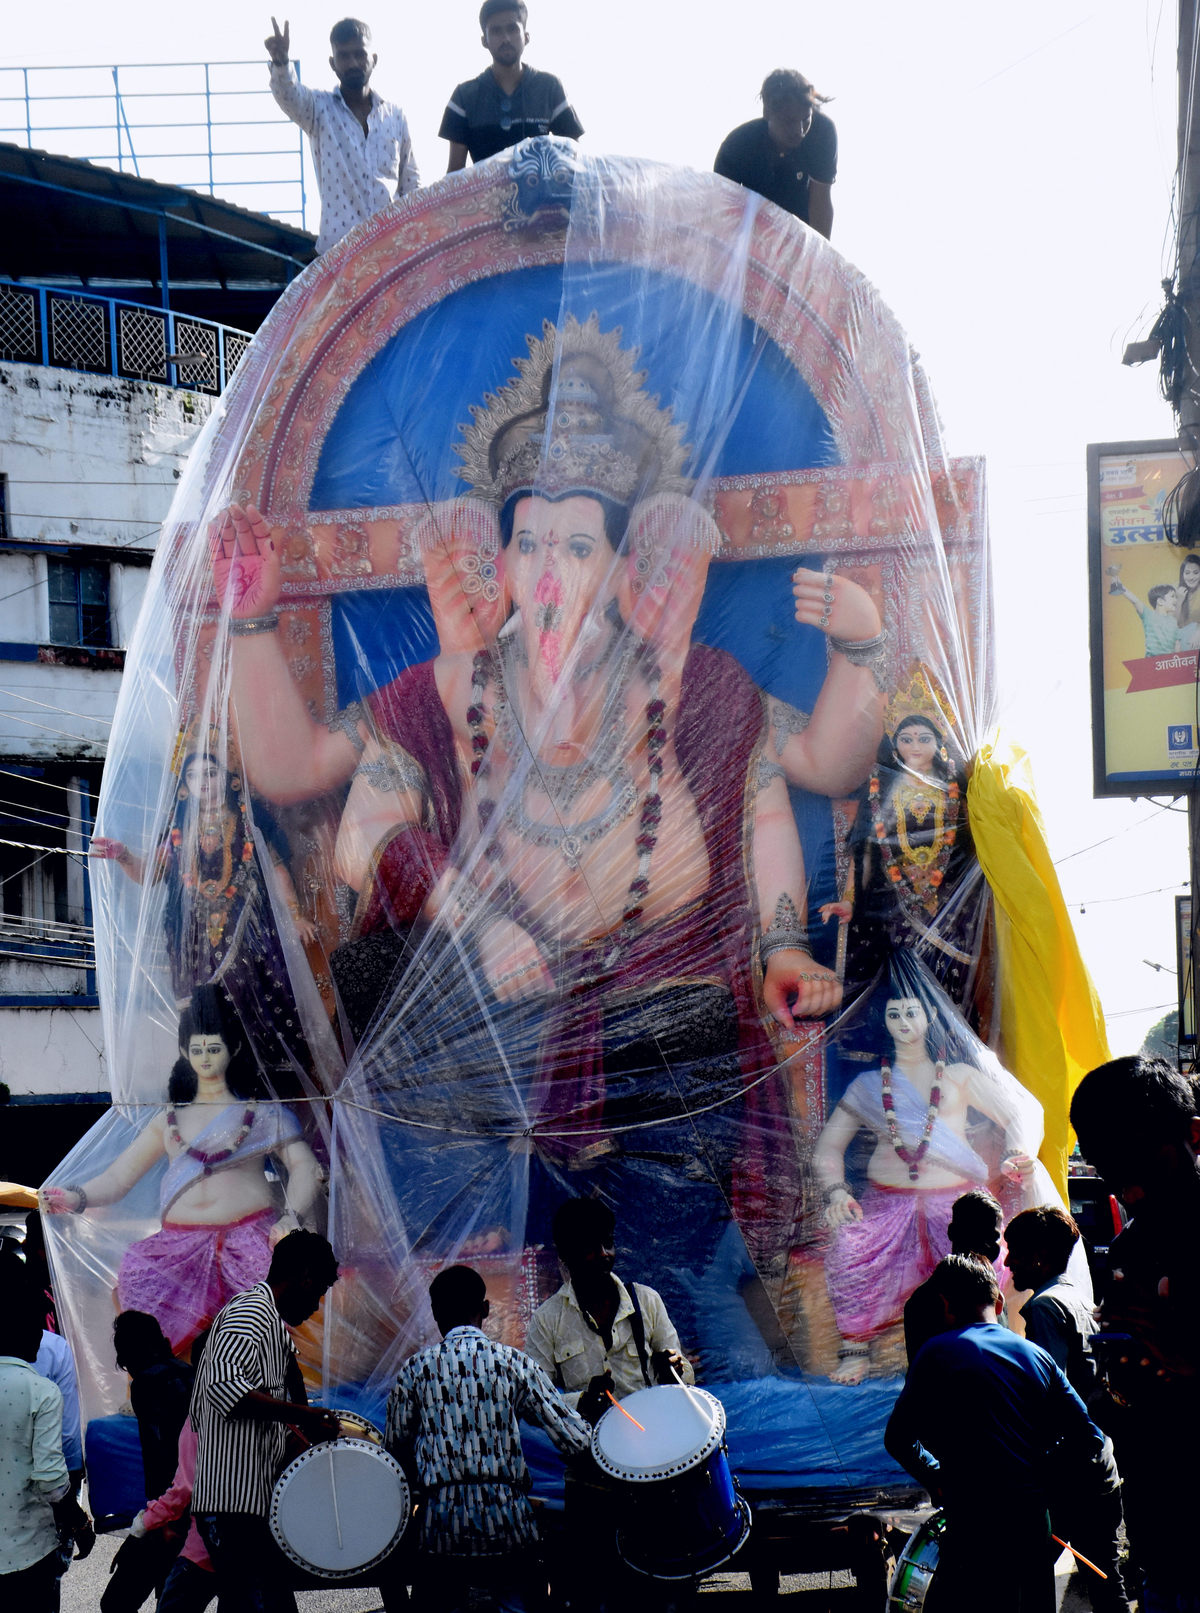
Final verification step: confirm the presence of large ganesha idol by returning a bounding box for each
[61,140,1065,1489]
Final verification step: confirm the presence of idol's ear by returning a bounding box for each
[414,498,510,653]
[618,493,718,674]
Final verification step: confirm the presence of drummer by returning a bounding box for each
[526,1198,694,1418]
[190,1230,341,1613]
[385,1264,591,1612]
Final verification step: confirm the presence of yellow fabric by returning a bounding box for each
[0,1183,38,1210]
[969,734,1110,1199]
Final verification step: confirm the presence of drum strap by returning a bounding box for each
[628,1284,653,1389]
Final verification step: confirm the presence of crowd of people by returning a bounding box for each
[265,4,837,256]
[4,1058,1200,1609]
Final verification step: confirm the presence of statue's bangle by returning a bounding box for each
[229,613,280,637]
[821,1181,853,1205]
[829,629,888,692]
[760,924,810,963]
[65,1185,88,1213]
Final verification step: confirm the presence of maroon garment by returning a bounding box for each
[364,644,797,1245]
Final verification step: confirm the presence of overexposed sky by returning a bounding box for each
[2,0,1186,1050]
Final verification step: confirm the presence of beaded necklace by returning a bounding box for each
[871,769,960,917]
[466,645,666,964]
[880,1061,943,1182]
[166,1102,256,1176]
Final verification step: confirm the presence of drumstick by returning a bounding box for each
[1050,1536,1107,1580]
[667,1362,711,1421]
[605,1391,645,1430]
[327,1444,344,1550]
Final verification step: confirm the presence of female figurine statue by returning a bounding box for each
[91,748,314,1080]
[821,709,981,1009]
[42,986,322,1350]
[812,959,1045,1384]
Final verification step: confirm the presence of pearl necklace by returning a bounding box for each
[880,1061,943,1182]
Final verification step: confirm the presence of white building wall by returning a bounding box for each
[0,359,215,1097]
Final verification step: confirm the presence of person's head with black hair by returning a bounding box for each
[759,68,830,153]
[1004,1205,1080,1294]
[479,1,528,72]
[170,984,259,1104]
[931,1253,1001,1327]
[328,18,376,99]
[1070,1055,1200,1204]
[947,1189,1003,1263]
[113,1310,175,1375]
[0,1266,43,1361]
[268,1230,339,1326]
[552,1197,617,1300]
[429,1265,489,1335]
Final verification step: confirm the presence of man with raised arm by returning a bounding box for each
[266,16,419,253]
[440,2,583,173]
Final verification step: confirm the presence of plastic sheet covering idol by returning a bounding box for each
[46,141,1082,1496]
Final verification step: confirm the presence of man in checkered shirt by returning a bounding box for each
[386,1264,591,1612]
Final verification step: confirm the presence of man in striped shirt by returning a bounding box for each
[191,1231,340,1612]
[385,1264,591,1612]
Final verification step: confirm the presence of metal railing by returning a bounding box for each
[0,278,253,394]
[0,61,308,229]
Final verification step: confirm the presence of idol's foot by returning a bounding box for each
[831,1342,870,1385]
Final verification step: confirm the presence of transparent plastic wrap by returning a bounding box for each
[44,142,1082,1493]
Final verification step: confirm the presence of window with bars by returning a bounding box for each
[47,556,112,647]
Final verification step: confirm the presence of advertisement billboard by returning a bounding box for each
[1088,439,1199,795]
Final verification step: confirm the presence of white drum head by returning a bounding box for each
[270,1438,410,1578]
[592,1384,725,1482]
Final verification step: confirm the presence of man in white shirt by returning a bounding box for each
[525,1197,692,1418]
[265,16,420,253]
[0,1270,91,1609]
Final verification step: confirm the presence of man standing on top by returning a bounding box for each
[266,16,420,254]
[440,2,583,173]
[715,68,837,239]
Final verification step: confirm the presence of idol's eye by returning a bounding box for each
[568,539,594,560]
[517,535,536,555]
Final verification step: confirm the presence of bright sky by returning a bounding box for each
[2,0,1185,1052]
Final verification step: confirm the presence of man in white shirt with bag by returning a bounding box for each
[266,16,420,254]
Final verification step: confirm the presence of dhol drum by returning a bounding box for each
[269,1412,410,1580]
[591,1384,751,1581]
[887,1512,945,1611]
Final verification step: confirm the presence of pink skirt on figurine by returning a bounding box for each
[116,1207,275,1350]
[823,1183,962,1341]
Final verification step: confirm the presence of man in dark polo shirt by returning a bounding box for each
[440,0,583,172]
[715,68,837,238]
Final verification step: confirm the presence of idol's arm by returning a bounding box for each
[214,504,361,802]
[811,1103,864,1227]
[275,1137,324,1226]
[41,1117,168,1213]
[957,1059,1039,1180]
[752,772,842,1026]
[784,570,885,796]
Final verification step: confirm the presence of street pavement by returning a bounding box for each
[58,1530,1100,1609]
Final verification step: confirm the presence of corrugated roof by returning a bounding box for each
[0,142,316,329]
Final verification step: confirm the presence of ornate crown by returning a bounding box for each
[454,314,692,508]
[882,663,965,757]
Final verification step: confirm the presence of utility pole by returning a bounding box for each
[1179,0,1200,1063]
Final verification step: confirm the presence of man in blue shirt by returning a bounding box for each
[885,1255,1109,1613]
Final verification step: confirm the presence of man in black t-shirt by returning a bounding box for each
[715,68,837,238]
[440,0,583,172]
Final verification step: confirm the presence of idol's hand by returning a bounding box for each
[762,948,842,1031]
[1001,1152,1036,1183]
[818,900,852,925]
[479,918,554,1002]
[823,1187,864,1229]
[265,17,290,64]
[792,567,881,642]
[211,502,282,620]
[40,1186,84,1215]
[89,837,125,861]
